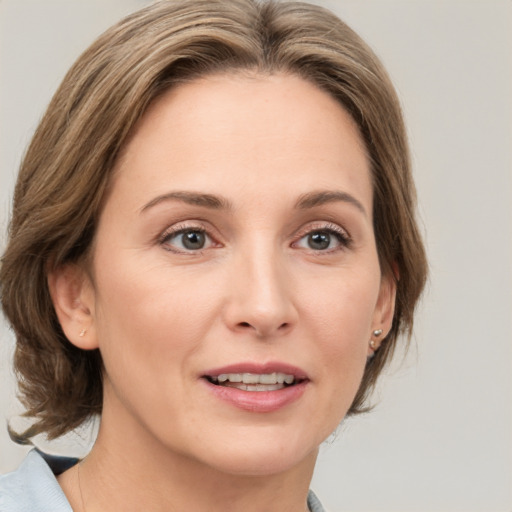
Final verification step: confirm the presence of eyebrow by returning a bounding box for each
[140,189,366,216]
[294,190,367,216]
[140,191,233,213]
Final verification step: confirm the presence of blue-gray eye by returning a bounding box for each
[163,229,211,251]
[295,228,348,251]
[307,232,331,250]
[181,230,206,250]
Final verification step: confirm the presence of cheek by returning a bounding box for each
[302,266,380,345]
[300,268,380,405]
[92,259,222,379]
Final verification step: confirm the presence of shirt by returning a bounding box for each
[0,449,326,511]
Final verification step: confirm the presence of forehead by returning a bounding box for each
[110,72,372,213]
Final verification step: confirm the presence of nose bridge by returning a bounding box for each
[225,233,296,337]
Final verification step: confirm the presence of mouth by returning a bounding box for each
[204,372,303,392]
[201,363,309,412]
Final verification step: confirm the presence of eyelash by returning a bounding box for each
[158,221,351,254]
[158,221,216,254]
[292,222,352,253]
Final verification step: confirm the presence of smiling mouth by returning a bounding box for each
[205,372,302,392]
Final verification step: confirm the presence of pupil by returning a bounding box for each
[183,231,205,250]
[308,232,330,250]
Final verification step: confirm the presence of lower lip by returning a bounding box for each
[202,379,308,413]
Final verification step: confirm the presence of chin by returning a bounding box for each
[209,447,317,478]
[187,425,324,477]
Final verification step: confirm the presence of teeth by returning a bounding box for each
[259,373,277,384]
[213,372,296,386]
[223,383,285,392]
[244,373,260,384]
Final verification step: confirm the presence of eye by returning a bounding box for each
[306,231,334,250]
[293,224,351,252]
[160,227,214,253]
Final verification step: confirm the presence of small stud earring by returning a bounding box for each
[79,329,87,337]
[369,329,383,351]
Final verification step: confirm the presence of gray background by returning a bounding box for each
[1,1,511,511]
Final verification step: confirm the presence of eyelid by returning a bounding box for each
[157,219,351,254]
[158,220,220,253]
[291,221,352,250]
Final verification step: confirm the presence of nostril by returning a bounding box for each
[234,320,292,336]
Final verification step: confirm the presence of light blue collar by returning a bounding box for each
[0,449,76,511]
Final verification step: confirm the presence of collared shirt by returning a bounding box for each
[0,450,326,511]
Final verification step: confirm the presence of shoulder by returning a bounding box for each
[0,449,77,512]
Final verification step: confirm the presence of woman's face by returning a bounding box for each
[68,73,395,476]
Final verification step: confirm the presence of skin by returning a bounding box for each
[51,72,396,512]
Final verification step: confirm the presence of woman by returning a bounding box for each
[0,0,427,510]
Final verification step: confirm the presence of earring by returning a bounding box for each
[79,329,87,337]
[369,329,383,351]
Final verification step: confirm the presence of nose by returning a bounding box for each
[222,244,298,338]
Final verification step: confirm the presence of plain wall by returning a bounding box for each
[1,1,511,511]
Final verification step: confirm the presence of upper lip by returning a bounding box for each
[202,362,308,380]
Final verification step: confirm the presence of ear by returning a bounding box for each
[48,263,98,350]
[369,270,397,354]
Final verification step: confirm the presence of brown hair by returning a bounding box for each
[0,0,427,441]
